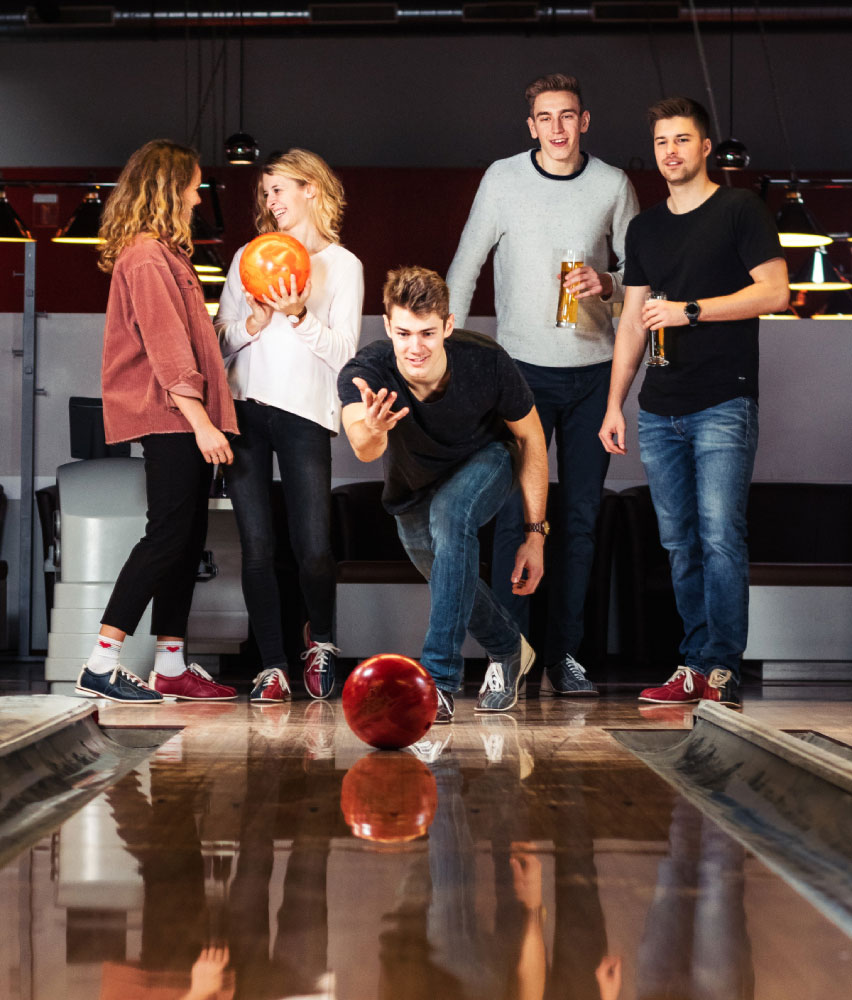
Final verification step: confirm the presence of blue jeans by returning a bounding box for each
[638,397,758,679]
[227,400,336,668]
[492,359,611,663]
[395,442,521,693]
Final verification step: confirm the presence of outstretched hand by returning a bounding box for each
[352,376,409,434]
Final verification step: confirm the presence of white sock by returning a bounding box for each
[86,636,122,675]
[154,640,187,677]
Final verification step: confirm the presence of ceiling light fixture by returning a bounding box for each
[52,188,104,244]
[714,2,749,170]
[0,188,35,242]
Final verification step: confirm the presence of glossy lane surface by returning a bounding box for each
[1,692,851,999]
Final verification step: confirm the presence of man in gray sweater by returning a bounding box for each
[447,73,638,697]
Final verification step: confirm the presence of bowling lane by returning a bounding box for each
[1,694,851,999]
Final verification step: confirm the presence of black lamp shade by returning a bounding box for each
[714,137,750,171]
[53,189,104,244]
[789,247,850,291]
[776,190,831,248]
[0,190,34,242]
[225,132,259,165]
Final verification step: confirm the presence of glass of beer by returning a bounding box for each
[645,290,669,367]
[555,248,584,328]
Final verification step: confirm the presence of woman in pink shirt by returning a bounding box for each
[77,139,239,705]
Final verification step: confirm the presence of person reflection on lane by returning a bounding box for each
[227,710,341,999]
[101,767,235,999]
[376,720,563,1000]
[636,798,754,1000]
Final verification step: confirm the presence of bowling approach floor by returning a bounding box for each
[2,679,852,1000]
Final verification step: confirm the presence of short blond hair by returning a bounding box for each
[255,148,345,244]
[383,266,450,322]
[98,140,198,274]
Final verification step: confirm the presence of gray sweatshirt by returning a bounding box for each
[447,150,639,368]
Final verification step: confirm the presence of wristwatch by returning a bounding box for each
[524,520,550,538]
[684,301,702,327]
[287,306,308,327]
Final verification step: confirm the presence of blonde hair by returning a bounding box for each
[255,148,345,244]
[98,139,199,273]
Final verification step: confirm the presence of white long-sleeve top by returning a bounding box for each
[447,151,639,368]
[215,241,364,433]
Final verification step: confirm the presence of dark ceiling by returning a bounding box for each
[4,2,852,39]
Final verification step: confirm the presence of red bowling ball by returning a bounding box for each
[239,232,310,301]
[342,654,438,750]
[340,753,438,843]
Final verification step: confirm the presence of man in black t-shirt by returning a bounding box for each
[599,97,789,708]
[338,267,549,723]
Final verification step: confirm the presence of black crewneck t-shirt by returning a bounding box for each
[623,186,782,416]
[338,329,534,514]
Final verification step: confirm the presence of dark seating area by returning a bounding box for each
[616,483,852,671]
[30,472,851,680]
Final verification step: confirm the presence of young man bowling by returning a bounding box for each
[338,266,549,723]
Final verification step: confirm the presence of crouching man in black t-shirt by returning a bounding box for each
[338,267,549,723]
[598,97,789,709]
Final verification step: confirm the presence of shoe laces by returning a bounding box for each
[560,654,587,680]
[481,732,505,763]
[665,665,700,693]
[481,661,506,693]
[409,737,450,763]
[706,667,733,689]
[110,665,150,688]
[301,640,340,673]
[186,662,213,681]
[253,667,290,693]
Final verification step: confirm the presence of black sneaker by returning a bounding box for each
[540,654,599,697]
[76,664,164,704]
[475,636,535,713]
[434,688,455,724]
[704,667,742,709]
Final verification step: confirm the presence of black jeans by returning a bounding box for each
[227,399,336,668]
[492,359,611,664]
[102,432,212,637]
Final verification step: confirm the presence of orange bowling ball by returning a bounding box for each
[239,232,310,300]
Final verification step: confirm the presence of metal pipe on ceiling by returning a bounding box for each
[2,5,852,34]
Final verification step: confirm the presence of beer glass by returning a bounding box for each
[645,290,669,367]
[555,248,584,328]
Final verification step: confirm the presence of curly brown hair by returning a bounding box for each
[98,140,199,274]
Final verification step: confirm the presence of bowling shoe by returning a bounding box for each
[540,654,599,697]
[638,665,706,703]
[434,688,455,724]
[149,664,238,701]
[250,666,291,703]
[76,664,164,704]
[475,635,536,713]
[703,668,742,709]
[301,624,339,700]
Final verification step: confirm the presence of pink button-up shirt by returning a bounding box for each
[102,236,237,444]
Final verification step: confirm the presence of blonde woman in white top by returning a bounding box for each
[216,148,364,703]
